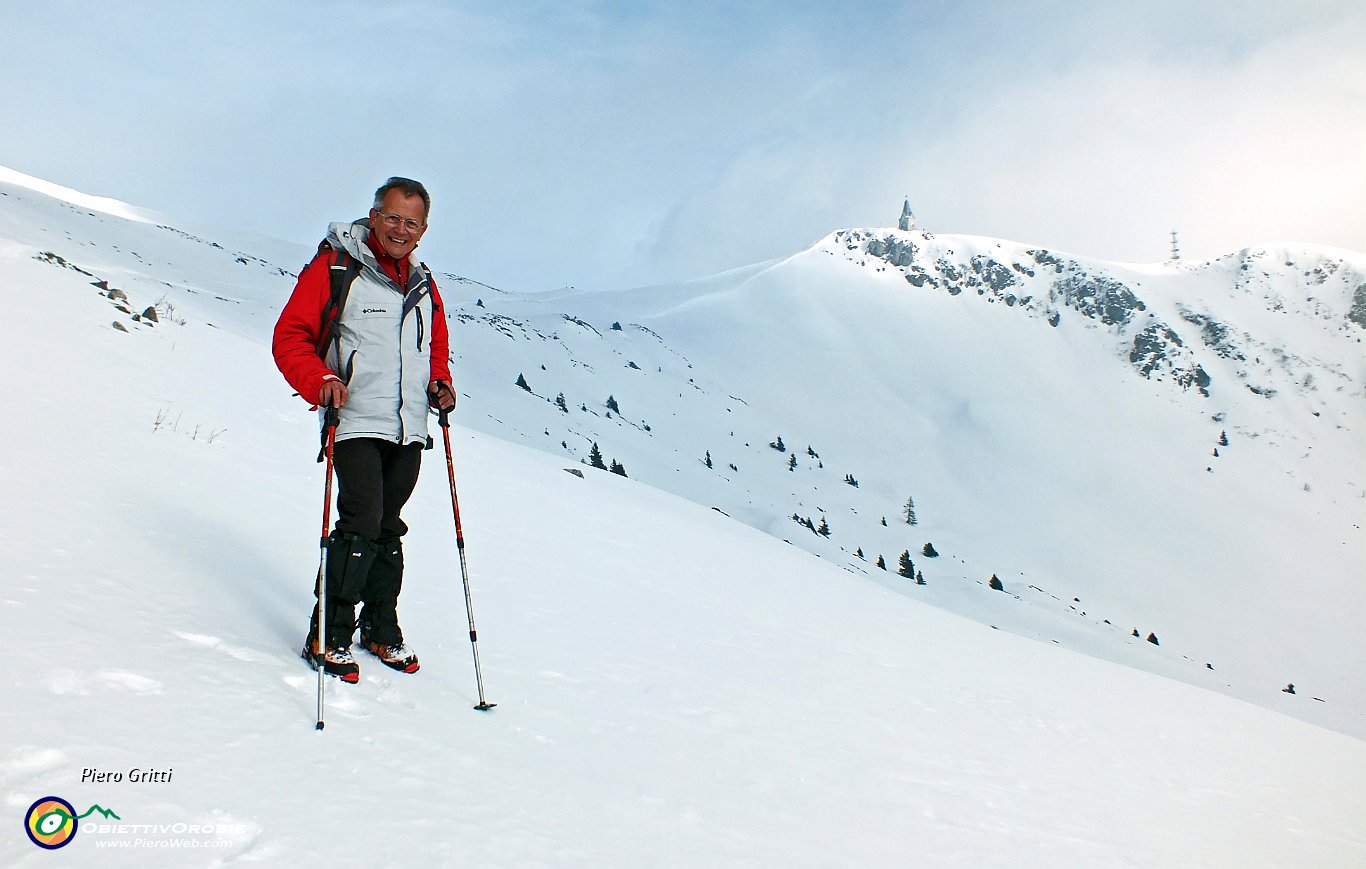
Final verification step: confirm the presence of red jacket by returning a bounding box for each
[273,233,453,406]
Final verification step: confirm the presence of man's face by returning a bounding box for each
[369,190,428,259]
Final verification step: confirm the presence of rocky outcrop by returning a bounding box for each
[1350,283,1366,329]
[1130,323,1211,395]
[1051,274,1145,328]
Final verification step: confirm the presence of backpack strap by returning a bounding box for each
[419,261,439,314]
[314,240,363,359]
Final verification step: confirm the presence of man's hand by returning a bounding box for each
[318,379,348,408]
[429,380,457,411]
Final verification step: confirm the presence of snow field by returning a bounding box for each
[1,170,1363,866]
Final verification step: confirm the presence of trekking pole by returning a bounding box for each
[438,406,496,711]
[314,406,340,730]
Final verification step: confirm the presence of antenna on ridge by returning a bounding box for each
[1169,230,1181,263]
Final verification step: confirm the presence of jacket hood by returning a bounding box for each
[327,218,422,271]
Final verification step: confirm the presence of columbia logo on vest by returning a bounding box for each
[361,308,388,314]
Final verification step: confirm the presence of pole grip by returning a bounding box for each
[317,406,341,462]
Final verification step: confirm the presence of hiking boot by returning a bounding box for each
[364,640,420,674]
[302,641,360,683]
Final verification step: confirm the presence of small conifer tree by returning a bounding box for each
[788,454,797,471]
[922,542,939,558]
[989,574,1004,591]
[610,459,627,477]
[704,450,713,469]
[898,550,915,578]
[904,496,917,526]
[606,395,620,414]
[589,442,607,470]
[876,555,887,570]
[515,373,532,392]
[555,392,569,412]
[817,517,830,537]
[770,435,786,452]
[915,570,926,586]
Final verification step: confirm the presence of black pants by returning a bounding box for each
[334,438,424,541]
[314,438,423,646]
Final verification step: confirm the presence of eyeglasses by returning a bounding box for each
[374,211,425,232]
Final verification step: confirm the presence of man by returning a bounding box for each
[273,177,457,683]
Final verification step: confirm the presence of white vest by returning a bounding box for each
[322,220,435,446]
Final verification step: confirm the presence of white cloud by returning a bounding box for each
[1,1,1362,288]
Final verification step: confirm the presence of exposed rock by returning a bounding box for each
[1028,249,1066,274]
[1179,307,1244,360]
[1350,283,1366,329]
[970,255,1019,296]
[1052,273,1145,327]
[1308,261,1339,284]
[32,251,93,275]
[904,270,935,288]
[1130,323,1211,395]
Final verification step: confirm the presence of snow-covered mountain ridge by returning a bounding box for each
[445,225,1365,738]
[846,226,1364,403]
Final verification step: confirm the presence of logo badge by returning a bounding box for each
[25,796,78,850]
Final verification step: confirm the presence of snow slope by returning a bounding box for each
[1,170,1364,866]
[439,229,1366,740]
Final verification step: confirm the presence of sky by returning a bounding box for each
[3,0,1364,292]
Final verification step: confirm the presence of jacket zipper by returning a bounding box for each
[396,279,407,445]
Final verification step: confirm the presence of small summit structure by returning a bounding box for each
[897,198,918,232]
